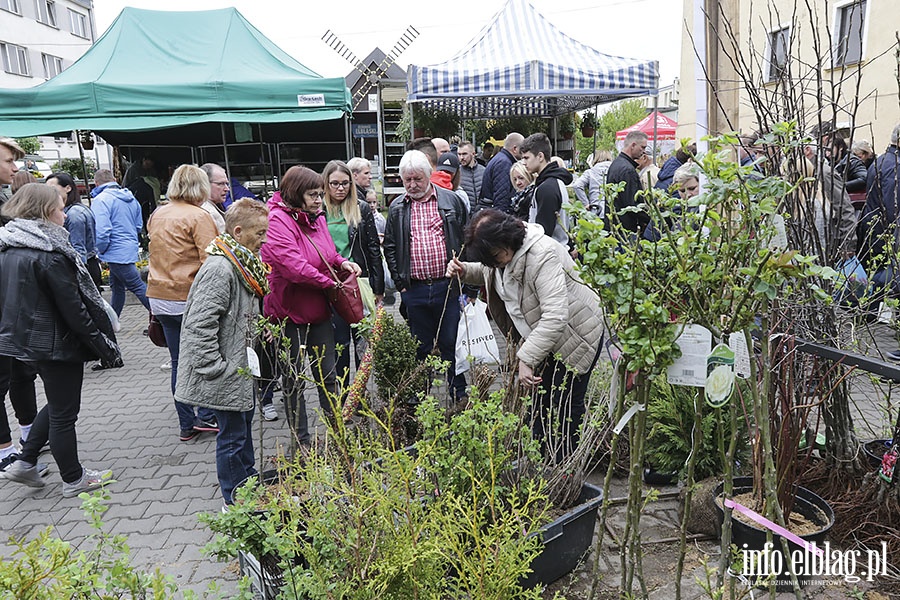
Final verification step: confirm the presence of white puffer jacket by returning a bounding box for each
[459,224,604,374]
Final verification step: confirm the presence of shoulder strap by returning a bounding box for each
[293,215,339,283]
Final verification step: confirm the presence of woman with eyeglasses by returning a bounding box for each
[322,160,384,388]
[260,166,360,446]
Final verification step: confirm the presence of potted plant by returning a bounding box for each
[203,311,611,598]
[78,130,94,150]
[558,113,575,140]
[580,110,597,138]
[572,125,838,597]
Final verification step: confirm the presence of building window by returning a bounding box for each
[0,0,21,15]
[767,26,790,81]
[1,42,30,76]
[35,0,55,27]
[68,8,87,38]
[41,52,62,79]
[835,0,866,66]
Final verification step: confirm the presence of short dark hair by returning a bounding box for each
[463,209,527,267]
[408,137,438,166]
[46,171,80,207]
[675,142,697,164]
[519,133,552,162]
[280,166,323,208]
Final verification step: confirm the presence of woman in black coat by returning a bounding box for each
[322,160,384,386]
[0,184,122,498]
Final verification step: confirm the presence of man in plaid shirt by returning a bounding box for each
[384,150,470,401]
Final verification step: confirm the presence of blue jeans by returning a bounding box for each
[401,278,466,400]
[107,262,151,316]
[156,313,216,431]
[212,407,257,504]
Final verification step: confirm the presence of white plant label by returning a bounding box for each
[667,323,712,387]
[706,343,735,408]
[769,214,788,251]
[729,331,752,379]
[246,346,261,377]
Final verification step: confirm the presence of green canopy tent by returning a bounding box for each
[0,7,352,178]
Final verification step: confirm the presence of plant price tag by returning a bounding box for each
[667,323,711,387]
[706,343,735,408]
[728,332,751,379]
[246,346,261,377]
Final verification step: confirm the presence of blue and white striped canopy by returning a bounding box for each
[407,0,659,118]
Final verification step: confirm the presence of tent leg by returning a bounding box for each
[652,95,659,159]
[220,123,233,188]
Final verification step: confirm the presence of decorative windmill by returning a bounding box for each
[322,26,419,110]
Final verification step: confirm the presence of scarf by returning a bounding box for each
[0,218,114,340]
[206,233,270,298]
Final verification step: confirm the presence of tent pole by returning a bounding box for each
[73,130,90,201]
[258,123,270,200]
[592,104,599,159]
[344,113,352,160]
[652,95,659,159]
[409,103,415,139]
[220,123,233,189]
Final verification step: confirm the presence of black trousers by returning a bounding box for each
[0,356,37,445]
[19,361,85,484]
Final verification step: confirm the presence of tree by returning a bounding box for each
[575,99,646,165]
[15,137,40,155]
[54,157,96,181]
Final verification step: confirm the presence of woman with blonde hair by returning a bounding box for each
[147,164,220,442]
[572,150,613,215]
[0,183,121,496]
[322,160,383,387]
[509,160,536,220]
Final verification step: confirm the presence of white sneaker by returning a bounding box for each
[62,467,113,498]
[160,361,171,370]
[261,403,278,421]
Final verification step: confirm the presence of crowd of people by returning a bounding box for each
[2,119,899,504]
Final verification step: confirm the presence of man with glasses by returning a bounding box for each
[200,163,229,234]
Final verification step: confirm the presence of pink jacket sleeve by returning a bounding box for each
[261,212,337,289]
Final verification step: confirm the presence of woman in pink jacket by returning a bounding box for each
[260,166,360,446]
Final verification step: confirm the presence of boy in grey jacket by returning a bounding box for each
[175,199,270,505]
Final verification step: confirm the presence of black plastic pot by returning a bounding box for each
[862,439,893,469]
[522,482,604,588]
[714,476,834,590]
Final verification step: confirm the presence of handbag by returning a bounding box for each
[147,313,168,347]
[300,228,365,325]
[455,299,501,375]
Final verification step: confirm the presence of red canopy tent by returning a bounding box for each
[615,111,678,155]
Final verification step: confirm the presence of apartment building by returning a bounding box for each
[678,0,900,152]
[0,0,109,167]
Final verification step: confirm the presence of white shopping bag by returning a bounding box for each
[455,299,501,375]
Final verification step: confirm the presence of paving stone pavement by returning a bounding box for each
[0,294,302,597]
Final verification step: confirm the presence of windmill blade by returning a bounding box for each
[321,29,372,80]
[370,26,419,81]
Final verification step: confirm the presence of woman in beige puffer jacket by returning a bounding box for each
[447,209,604,459]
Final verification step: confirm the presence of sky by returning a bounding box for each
[93,0,684,85]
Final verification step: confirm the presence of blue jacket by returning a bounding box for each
[860,145,900,268]
[654,156,683,193]
[91,182,142,264]
[479,147,517,213]
[63,203,97,263]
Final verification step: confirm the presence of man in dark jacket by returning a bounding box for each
[607,130,649,235]
[521,133,573,245]
[458,142,484,210]
[384,150,469,401]
[860,124,900,279]
[479,133,524,214]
